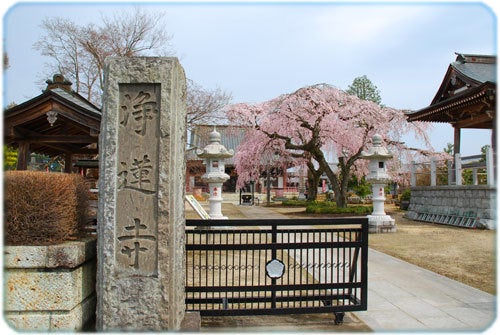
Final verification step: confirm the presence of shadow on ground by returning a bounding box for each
[201,313,372,332]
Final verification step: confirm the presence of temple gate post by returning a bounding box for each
[97,57,187,331]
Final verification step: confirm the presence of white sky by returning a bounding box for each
[1,0,497,155]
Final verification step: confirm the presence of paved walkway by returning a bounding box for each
[235,204,497,332]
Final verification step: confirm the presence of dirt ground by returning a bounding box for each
[269,204,497,295]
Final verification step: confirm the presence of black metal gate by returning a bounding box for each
[185,218,368,317]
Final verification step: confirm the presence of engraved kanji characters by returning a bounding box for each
[118,218,156,269]
[117,154,154,194]
[120,91,158,136]
[116,86,159,274]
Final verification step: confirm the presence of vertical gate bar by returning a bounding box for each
[348,231,361,303]
[257,231,262,309]
[218,231,222,305]
[299,231,303,308]
[237,231,241,310]
[312,230,316,307]
[271,223,277,309]
[232,231,236,310]
[338,230,342,305]
[361,220,368,309]
[225,230,229,309]
[287,230,291,309]
[197,230,200,311]
[251,231,255,310]
[198,230,201,311]
[185,232,189,310]
[330,229,335,306]
[348,229,353,306]
[212,231,215,296]
[205,230,210,310]
[307,230,311,308]
[244,231,248,310]
[342,229,347,302]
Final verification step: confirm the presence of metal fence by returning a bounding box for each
[185,218,368,319]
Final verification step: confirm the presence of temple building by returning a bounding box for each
[4,74,101,174]
[407,53,495,155]
[405,53,496,229]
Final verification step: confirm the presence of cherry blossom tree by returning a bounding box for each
[226,83,437,207]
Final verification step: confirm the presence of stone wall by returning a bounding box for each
[406,186,496,229]
[4,237,97,331]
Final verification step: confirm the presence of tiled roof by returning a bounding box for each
[50,88,101,116]
[452,61,496,84]
[187,125,248,165]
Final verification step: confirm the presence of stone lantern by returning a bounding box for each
[360,134,396,233]
[196,128,234,219]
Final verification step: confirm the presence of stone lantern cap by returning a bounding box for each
[196,129,234,159]
[360,134,393,160]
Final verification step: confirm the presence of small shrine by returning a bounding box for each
[196,128,234,219]
[360,134,396,233]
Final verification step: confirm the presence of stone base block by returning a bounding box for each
[180,311,201,331]
[5,294,96,331]
[367,215,396,233]
[3,237,97,331]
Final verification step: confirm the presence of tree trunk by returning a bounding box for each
[307,179,317,200]
[306,160,323,201]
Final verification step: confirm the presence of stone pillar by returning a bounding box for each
[430,158,437,186]
[454,153,462,186]
[97,57,186,331]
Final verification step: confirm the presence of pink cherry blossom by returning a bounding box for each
[226,83,444,207]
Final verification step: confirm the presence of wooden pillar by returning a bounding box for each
[492,127,497,184]
[16,141,30,170]
[453,126,461,155]
[64,153,72,173]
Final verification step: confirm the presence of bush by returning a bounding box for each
[281,199,312,207]
[305,201,373,215]
[400,188,411,201]
[4,171,89,246]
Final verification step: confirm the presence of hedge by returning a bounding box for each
[305,202,373,215]
[4,171,89,246]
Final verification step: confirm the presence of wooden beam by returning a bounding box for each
[16,141,30,170]
[24,134,97,143]
[5,102,54,128]
[33,142,99,155]
[453,112,494,129]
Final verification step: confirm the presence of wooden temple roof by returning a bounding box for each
[407,53,496,129]
[4,74,101,157]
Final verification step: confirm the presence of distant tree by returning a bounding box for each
[3,52,9,70]
[346,75,382,105]
[186,79,232,130]
[443,143,454,155]
[3,145,17,170]
[34,8,173,104]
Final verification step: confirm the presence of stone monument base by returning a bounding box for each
[210,215,228,220]
[367,215,396,233]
